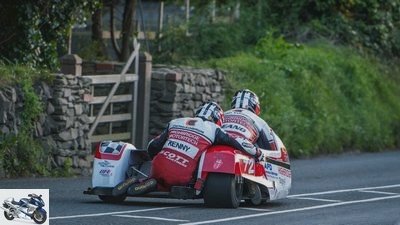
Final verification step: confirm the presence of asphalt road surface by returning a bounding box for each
[1,150,399,225]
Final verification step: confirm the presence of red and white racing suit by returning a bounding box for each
[222,108,279,152]
[147,117,256,191]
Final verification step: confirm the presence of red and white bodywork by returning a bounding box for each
[197,134,291,201]
[85,139,291,208]
[92,141,136,187]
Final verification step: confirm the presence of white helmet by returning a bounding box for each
[231,89,261,115]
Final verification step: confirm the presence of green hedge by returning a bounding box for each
[0,64,51,177]
[209,36,400,157]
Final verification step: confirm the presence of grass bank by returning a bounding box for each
[207,37,400,157]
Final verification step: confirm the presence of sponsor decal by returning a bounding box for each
[265,163,273,171]
[213,158,223,169]
[169,130,200,146]
[168,140,191,151]
[99,169,112,176]
[266,170,278,177]
[185,119,198,126]
[116,177,137,191]
[278,167,292,178]
[224,115,250,127]
[235,137,254,150]
[161,150,189,167]
[241,142,253,149]
[165,139,199,158]
[98,160,114,168]
[127,179,157,195]
[265,163,278,177]
[222,124,247,133]
[132,179,157,191]
[223,114,259,140]
[170,124,204,135]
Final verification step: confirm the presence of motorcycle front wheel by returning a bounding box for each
[4,211,14,220]
[203,173,243,208]
[32,210,47,224]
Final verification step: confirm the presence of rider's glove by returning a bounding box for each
[255,148,266,162]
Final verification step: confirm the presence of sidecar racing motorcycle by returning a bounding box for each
[84,139,291,208]
[1,193,47,224]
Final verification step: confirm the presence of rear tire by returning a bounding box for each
[98,195,126,203]
[4,211,14,220]
[203,173,243,208]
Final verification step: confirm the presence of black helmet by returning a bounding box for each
[231,89,261,115]
[195,101,224,126]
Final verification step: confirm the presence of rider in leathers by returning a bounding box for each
[222,89,283,160]
[147,101,260,191]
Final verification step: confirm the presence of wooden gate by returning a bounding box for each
[84,42,140,144]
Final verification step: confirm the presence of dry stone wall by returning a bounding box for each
[0,74,92,177]
[149,65,225,139]
[47,74,92,175]
[0,64,225,177]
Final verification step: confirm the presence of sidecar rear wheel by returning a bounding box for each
[32,210,47,224]
[99,195,126,203]
[4,211,14,220]
[203,173,243,208]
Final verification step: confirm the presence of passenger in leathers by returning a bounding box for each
[147,101,261,191]
[222,89,283,159]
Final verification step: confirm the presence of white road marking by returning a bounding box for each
[288,196,342,203]
[179,194,400,225]
[240,207,274,212]
[358,190,398,195]
[288,183,400,198]
[50,206,181,220]
[114,215,190,222]
[52,183,400,223]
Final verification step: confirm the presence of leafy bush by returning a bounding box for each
[153,21,247,64]
[209,35,400,157]
[0,64,51,177]
[153,0,399,65]
[152,1,271,64]
[263,0,400,58]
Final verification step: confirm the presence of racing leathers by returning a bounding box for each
[222,108,282,159]
[147,117,257,191]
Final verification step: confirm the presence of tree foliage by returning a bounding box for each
[1,0,398,67]
[154,0,400,64]
[263,0,400,58]
[0,0,101,70]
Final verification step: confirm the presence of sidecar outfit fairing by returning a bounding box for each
[84,140,291,208]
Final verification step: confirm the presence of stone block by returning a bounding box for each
[58,128,79,141]
[166,72,182,81]
[60,54,82,76]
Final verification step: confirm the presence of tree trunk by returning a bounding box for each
[92,9,103,42]
[92,8,107,57]
[110,0,121,60]
[120,0,137,62]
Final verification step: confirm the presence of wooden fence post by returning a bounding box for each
[135,52,152,148]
